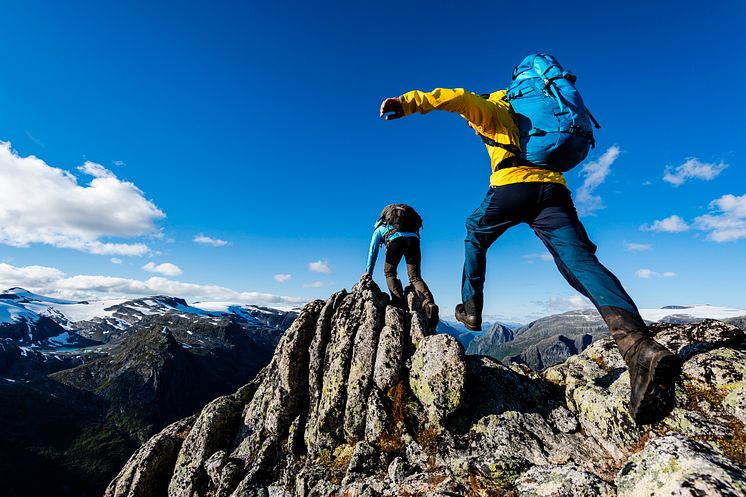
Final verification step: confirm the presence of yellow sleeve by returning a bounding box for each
[399,88,519,145]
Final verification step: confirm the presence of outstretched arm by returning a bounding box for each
[380,88,517,143]
[365,226,385,274]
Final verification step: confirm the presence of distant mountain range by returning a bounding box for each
[0,287,298,497]
[455,305,746,370]
[0,287,297,348]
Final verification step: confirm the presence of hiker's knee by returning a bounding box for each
[465,213,482,234]
[464,232,489,255]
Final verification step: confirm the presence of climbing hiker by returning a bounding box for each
[363,204,439,328]
[379,54,682,425]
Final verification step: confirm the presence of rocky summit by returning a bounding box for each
[107,279,746,497]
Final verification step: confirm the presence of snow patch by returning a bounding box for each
[25,299,126,322]
[0,300,40,325]
[640,305,746,322]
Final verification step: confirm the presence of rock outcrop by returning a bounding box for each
[107,280,746,497]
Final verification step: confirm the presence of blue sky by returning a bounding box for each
[0,0,744,321]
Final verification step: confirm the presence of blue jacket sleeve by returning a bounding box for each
[366,226,384,274]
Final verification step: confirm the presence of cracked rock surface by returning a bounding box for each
[107,281,746,497]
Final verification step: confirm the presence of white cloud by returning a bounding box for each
[0,263,65,288]
[694,194,746,242]
[110,258,123,265]
[303,281,327,288]
[308,259,331,274]
[575,146,620,216]
[274,273,292,283]
[142,261,183,277]
[636,268,676,279]
[523,253,553,264]
[0,262,306,306]
[541,294,594,312]
[663,158,727,186]
[0,142,164,255]
[193,234,228,247]
[624,242,652,252]
[641,215,690,233]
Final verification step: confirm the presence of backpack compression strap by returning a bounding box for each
[532,77,602,132]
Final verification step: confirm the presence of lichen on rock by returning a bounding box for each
[409,334,466,425]
[615,435,746,497]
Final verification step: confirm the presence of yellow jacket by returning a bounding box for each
[399,88,566,187]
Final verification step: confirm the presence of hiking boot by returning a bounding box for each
[626,338,682,425]
[598,306,682,424]
[455,303,481,331]
[424,303,439,330]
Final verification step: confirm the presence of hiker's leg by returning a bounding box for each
[529,183,642,340]
[531,183,681,424]
[403,238,433,303]
[462,186,526,319]
[383,238,406,306]
[403,237,439,327]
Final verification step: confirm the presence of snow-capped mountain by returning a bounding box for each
[0,288,97,347]
[0,288,302,497]
[0,287,299,348]
[640,304,746,323]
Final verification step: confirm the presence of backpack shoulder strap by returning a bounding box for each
[474,93,522,155]
[586,106,601,129]
[479,134,522,156]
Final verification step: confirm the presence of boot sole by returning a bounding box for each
[455,305,481,332]
[633,353,683,425]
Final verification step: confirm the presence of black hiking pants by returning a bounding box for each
[383,237,434,308]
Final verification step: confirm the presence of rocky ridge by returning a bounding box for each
[107,280,746,497]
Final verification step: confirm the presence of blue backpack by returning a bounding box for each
[506,54,600,172]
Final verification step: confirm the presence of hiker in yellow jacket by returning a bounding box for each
[380,87,681,426]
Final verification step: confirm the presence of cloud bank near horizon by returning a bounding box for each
[0,262,307,306]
